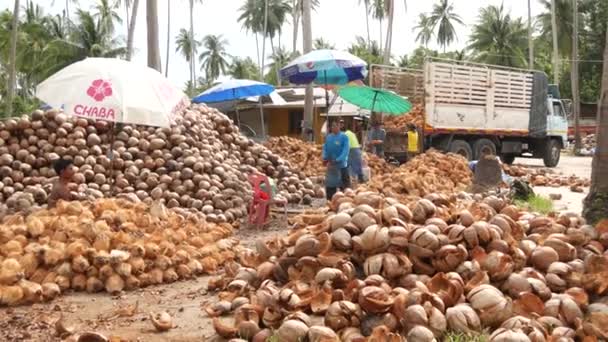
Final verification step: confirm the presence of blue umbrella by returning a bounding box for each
[192,79,274,103]
[280,49,368,85]
[192,79,274,136]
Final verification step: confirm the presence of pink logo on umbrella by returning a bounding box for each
[305,61,315,69]
[86,79,113,102]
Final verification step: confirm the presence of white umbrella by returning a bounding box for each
[36,57,188,128]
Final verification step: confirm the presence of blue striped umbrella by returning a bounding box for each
[280,49,368,86]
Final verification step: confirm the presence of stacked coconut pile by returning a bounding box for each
[0,104,317,222]
[205,188,608,341]
[503,164,590,192]
[0,198,238,306]
[264,137,325,178]
[366,150,472,203]
[264,136,395,179]
[383,104,425,132]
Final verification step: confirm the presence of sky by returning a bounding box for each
[4,0,547,89]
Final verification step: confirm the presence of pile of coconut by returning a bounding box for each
[0,198,238,306]
[0,104,320,222]
[205,189,608,341]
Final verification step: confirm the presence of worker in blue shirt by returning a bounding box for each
[323,120,351,200]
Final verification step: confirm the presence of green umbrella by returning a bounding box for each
[338,85,412,115]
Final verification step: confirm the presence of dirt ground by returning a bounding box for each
[513,155,592,213]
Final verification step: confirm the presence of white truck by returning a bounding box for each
[371,59,569,167]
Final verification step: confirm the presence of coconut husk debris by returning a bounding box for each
[264,136,395,179]
[365,150,472,203]
[0,105,318,222]
[383,104,425,132]
[503,164,590,192]
[0,198,237,306]
[206,187,608,341]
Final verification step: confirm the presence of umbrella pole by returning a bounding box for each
[324,70,330,126]
[236,106,241,128]
[109,121,116,197]
[259,97,266,139]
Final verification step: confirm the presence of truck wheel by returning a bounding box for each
[500,154,516,165]
[473,138,497,159]
[449,140,473,161]
[543,139,561,167]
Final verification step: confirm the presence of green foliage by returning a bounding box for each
[428,0,464,52]
[313,37,335,50]
[413,13,434,47]
[515,195,554,215]
[199,34,231,81]
[538,0,576,57]
[265,47,297,85]
[175,28,200,63]
[0,4,126,112]
[229,56,261,80]
[238,0,291,40]
[348,36,383,67]
[467,4,528,68]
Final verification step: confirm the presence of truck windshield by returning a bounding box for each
[552,103,565,117]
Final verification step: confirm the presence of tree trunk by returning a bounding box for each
[583,27,608,224]
[164,0,170,77]
[190,0,196,87]
[379,18,383,51]
[550,0,559,84]
[7,0,20,117]
[302,0,313,141]
[292,0,300,53]
[364,1,371,47]
[255,33,261,80]
[382,0,394,65]
[125,0,131,43]
[261,0,268,77]
[146,0,162,72]
[126,0,140,61]
[527,0,533,69]
[572,0,581,151]
[65,0,70,22]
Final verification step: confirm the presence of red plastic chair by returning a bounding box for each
[248,174,272,228]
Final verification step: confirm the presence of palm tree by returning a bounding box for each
[550,0,559,84]
[370,0,386,47]
[538,0,575,82]
[383,0,394,64]
[527,0,533,69]
[229,57,260,79]
[116,0,139,61]
[93,0,122,34]
[413,13,434,48]
[348,36,383,66]
[302,0,313,141]
[291,0,319,53]
[313,37,335,50]
[265,0,292,53]
[199,34,231,81]
[7,0,20,116]
[42,10,127,76]
[266,47,294,85]
[188,1,204,87]
[396,54,408,67]
[359,0,372,47]
[468,4,528,67]
[428,0,464,52]
[146,0,161,72]
[583,28,608,224]
[51,0,78,22]
[238,0,263,76]
[165,0,170,77]
[175,28,200,86]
